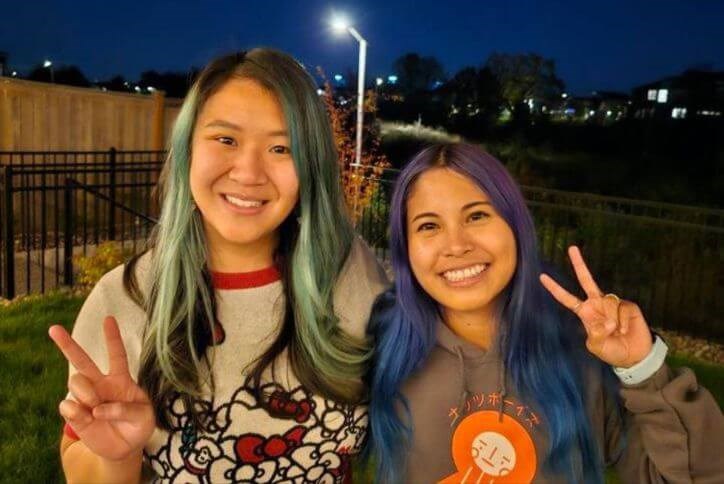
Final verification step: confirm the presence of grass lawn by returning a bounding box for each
[1,292,722,483]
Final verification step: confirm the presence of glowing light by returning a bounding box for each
[331,15,350,32]
[334,74,343,82]
[43,60,52,68]
[657,89,668,103]
[388,75,398,84]
[376,77,383,86]
[561,93,568,98]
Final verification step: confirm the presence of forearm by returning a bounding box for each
[61,435,143,484]
[614,364,724,483]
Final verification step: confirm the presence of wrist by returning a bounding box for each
[613,334,668,385]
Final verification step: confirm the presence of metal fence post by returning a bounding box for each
[2,165,14,299]
[108,147,117,240]
[63,178,74,287]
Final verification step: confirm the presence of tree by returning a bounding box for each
[97,75,130,92]
[485,53,564,113]
[139,70,193,98]
[27,64,90,87]
[318,68,390,223]
[392,53,445,95]
[441,65,502,130]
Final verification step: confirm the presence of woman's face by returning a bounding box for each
[406,167,517,316]
[189,78,299,263]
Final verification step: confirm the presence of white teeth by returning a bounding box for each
[442,264,488,282]
[224,195,263,208]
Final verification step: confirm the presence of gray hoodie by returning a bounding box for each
[399,322,724,483]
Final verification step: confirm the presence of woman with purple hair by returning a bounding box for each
[367,143,723,483]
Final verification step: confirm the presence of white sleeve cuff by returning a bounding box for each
[613,335,668,385]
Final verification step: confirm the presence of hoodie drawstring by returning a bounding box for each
[454,346,470,414]
[455,345,507,422]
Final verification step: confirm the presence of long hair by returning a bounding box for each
[368,143,617,483]
[123,49,366,430]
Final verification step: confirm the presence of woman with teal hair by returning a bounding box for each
[49,49,388,483]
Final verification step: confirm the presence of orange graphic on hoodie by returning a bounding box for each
[439,410,537,484]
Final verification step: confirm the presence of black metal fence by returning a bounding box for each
[1,152,722,340]
[0,149,163,298]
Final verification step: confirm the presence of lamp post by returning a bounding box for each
[331,16,367,170]
[332,16,368,222]
[43,59,54,83]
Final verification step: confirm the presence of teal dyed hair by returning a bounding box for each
[124,49,365,430]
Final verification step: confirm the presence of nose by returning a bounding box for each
[443,226,474,257]
[227,145,268,185]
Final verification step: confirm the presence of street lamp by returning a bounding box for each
[331,15,367,170]
[43,59,54,83]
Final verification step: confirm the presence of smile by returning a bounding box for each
[441,263,489,283]
[223,194,267,209]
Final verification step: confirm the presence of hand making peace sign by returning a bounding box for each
[539,246,654,368]
[48,316,155,461]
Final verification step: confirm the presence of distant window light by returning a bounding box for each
[647,89,657,101]
[657,89,668,103]
[671,107,687,119]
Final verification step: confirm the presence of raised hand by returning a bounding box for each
[49,316,155,461]
[539,246,653,368]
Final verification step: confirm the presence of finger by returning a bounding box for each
[49,325,103,381]
[601,295,621,333]
[103,316,129,376]
[68,373,102,408]
[539,273,581,311]
[568,246,603,299]
[618,302,629,336]
[59,399,94,434]
[93,402,153,423]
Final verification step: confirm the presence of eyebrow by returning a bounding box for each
[410,200,492,224]
[203,119,288,137]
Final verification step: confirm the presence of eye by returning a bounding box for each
[417,222,438,232]
[215,136,236,146]
[467,210,490,222]
[269,145,291,155]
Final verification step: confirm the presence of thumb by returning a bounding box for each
[59,399,94,434]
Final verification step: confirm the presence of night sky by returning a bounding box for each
[2,0,723,95]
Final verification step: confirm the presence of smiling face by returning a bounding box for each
[406,167,517,320]
[189,77,299,269]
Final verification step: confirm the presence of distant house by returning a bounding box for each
[631,69,724,120]
[553,91,630,123]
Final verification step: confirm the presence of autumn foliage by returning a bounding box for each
[318,69,390,223]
